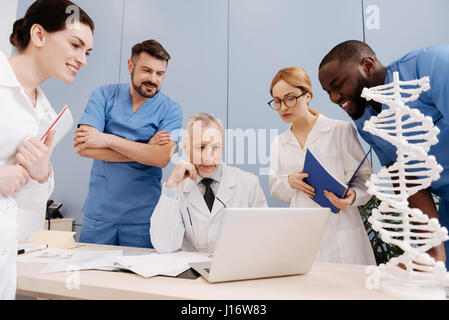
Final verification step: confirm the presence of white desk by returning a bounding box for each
[16,243,395,300]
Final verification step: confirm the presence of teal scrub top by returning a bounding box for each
[79,83,183,224]
[355,45,449,199]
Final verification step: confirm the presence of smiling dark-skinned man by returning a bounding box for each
[318,40,449,268]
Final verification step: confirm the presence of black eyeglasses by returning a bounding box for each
[268,92,308,110]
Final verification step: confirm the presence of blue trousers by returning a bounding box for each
[439,199,449,270]
[79,216,153,248]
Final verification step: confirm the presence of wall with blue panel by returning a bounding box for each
[119,0,229,183]
[227,0,364,206]
[362,0,449,176]
[0,0,18,55]
[363,0,449,63]
[15,0,449,236]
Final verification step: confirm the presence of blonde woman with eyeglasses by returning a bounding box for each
[268,66,375,265]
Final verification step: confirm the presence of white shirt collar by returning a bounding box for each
[0,50,21,88]
[285,113,330,136]
[281,114,333,149]
[196,163,223,184]
[0,51,53,116]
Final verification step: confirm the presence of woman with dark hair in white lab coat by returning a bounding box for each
[268,67,376,265]
[0,0,94,299]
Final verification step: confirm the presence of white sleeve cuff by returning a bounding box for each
[162,182,179,200]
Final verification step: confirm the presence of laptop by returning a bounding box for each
[190,207,330,283]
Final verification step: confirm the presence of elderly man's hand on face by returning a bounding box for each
[166,159,198,188]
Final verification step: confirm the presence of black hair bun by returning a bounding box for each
[10,18,28,49]
[9,0,94,52]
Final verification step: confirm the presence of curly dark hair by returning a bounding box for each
[319,40,377,69]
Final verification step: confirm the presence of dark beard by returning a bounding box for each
[349,77,370,121]
[349,96,368,120]
[131,69,159,98]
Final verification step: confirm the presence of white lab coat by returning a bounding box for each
[0,51,55,299]
[269,114,376,265]
[150,164,268,253]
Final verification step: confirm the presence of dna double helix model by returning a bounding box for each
[361,72,449,298]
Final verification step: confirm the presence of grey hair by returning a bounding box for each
[184,112,224,134]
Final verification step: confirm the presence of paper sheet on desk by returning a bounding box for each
[41,250,124,273]
[114,252,212,278]
[16,248,124,273]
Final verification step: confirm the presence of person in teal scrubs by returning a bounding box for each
[74,40,182,248]
[318,40,449,268]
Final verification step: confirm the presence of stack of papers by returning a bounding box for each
[17,248,211,278]
[114,252,212,278]
[17,248,123,273]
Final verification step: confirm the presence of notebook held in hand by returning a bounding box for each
[303,148,371,214]
[40,105,74,148]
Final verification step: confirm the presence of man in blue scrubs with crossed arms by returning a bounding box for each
[73,39,182,248]
[318,40,449,268]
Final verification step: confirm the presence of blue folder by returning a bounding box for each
[303,148,371,214]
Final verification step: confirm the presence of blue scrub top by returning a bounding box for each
[355,45,449,199]
[79,83,183,224]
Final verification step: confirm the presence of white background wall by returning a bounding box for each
[0,0,19,56]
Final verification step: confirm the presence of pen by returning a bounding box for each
[17,244,48,255]
[40,105,68,141]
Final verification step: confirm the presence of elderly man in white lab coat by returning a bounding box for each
[150,113,267,253]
